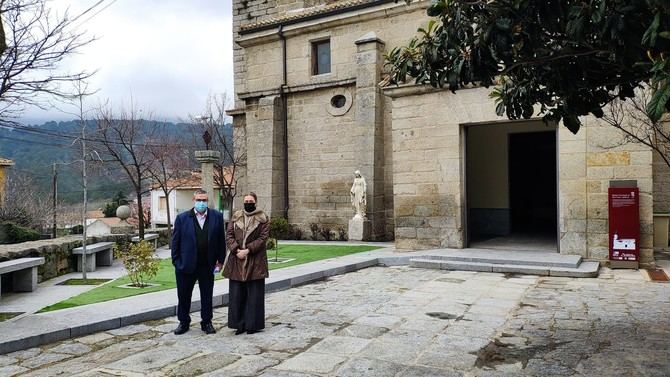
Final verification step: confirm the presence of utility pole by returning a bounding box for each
[52,163,57,238]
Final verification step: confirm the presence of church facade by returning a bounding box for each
[228,0,670,265]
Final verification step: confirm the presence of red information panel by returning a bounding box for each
[608,187,640,262]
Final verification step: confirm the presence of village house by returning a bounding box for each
[228,0,670,265]
[150,170,234,227]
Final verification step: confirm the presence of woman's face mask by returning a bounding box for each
[244,202,256,212]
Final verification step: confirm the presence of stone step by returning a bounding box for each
[409,258,600,278]
[419,248,582,268]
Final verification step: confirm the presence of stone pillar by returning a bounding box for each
[195,150,221,208]
[245,96,286,218]
[355,32,386,240]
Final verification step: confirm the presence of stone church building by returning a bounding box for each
[228,0,670,265]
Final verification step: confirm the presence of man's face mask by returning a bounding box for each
[194,199,207,213]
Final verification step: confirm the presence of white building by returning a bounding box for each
[150,171,233,227]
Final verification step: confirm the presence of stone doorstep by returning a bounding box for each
[0,251,598,355]
[409,258,600,278]
[420,250,582,268]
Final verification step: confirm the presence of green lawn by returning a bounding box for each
[0,312,22,322]
[39,244,380,312]
[58,278,112,286]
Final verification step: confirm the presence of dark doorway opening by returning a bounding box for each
[466,125,558,252]
[508,131,557,237]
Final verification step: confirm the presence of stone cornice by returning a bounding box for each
[238,78,356,100]
[236,1,428,48]
[381,82,445,98]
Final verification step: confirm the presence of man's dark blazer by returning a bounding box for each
[171,208,226,274]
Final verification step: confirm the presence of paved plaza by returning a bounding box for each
[0,265,668,376]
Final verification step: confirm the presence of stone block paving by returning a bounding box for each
[0,266,668,376]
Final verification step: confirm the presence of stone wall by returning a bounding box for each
[652,141,670,214]
[560,117,655,264]
[232,2,430,240]
[0,229,170,283]
[384,85,655,264]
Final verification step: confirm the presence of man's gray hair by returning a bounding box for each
[193,189,207,196]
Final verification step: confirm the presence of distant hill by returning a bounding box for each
[0,120,233,203]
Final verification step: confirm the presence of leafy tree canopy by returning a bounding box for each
[385,0,670,133]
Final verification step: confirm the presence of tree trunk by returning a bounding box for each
[136,189,144,238]
[164,188,172,244]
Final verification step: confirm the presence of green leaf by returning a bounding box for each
[563,114,581,134]
[643,13,661,46]
[427,0,446,17]
[646,81,670,122]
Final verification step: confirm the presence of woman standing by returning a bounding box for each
[223,192,269,335]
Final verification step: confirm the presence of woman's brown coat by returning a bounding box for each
[223,209,270,281]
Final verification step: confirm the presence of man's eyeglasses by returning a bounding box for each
[195,199,208,202]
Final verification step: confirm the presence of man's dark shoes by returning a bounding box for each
[246,330,259,335]
[173,322,189,335]
[201,322,216,334]
[234,328,245,335]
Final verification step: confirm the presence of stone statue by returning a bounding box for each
[350,170,367,219]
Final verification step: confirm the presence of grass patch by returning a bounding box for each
[0,312,23,321]
[39,244,381,312]
[58,278,112,286]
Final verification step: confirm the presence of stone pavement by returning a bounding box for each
[0,265,667,376]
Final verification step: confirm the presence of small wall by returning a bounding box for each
[0,229,170,283]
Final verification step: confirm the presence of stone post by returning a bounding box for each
[195,150,221,208]
[354,32,385,240]
[0,158,14,206]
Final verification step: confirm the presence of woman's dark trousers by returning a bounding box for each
[228,279,265,331]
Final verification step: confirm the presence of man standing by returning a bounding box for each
[171,189,225,335]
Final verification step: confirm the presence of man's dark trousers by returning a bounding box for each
[176,258,214,324]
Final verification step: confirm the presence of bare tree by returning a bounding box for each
[0,0,106,123]
[602,89,670,169]
[147,126,192,240]
[191,93,245,213]
[59,80,97,279]
[94,102,157,238]
[0,169,52,231]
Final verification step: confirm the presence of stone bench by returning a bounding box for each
[131,233,159,248]
[0,257,45,299]
[72,242,115,272]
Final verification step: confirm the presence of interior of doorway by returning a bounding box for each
[466,121,558,252]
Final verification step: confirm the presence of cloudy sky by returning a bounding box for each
[25,0,233,123]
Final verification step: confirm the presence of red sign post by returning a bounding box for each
[608,187,640,268]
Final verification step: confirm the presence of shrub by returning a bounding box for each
[113,240,160,287]
[103,191,128,217]
[309,223,320,240]
[0,221,40,244]
[319,226,334,241]
[287,225,304,240]
[102,202,117,218]
[338,227,347,241]
[269,217,290,240]
[70,225,84,234]
[269,217,290,261]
